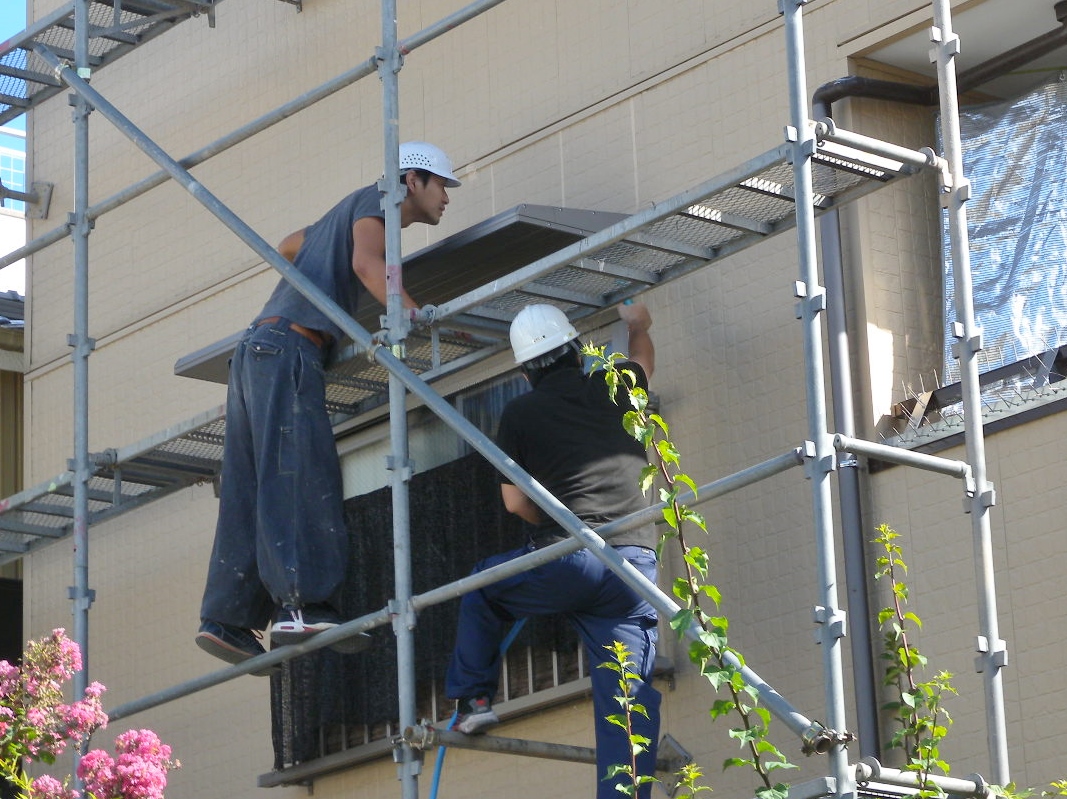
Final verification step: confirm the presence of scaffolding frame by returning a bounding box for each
[0,0,1011,795]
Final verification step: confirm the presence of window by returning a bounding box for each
[270,374,588,771]
[0,143,25,215]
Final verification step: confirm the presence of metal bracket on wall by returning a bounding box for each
[0,180,53,219]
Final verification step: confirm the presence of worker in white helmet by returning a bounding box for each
[446,301,661,799]
[196,142,461,668]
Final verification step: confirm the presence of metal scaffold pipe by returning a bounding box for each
[376,0,419,796]
[403,725,683,772]
[815,118,947,174]
[70,0,92,716]
[930,0,1009,783]
[781,0,853,789]
[855,758,989,798]
[833,434,971,479]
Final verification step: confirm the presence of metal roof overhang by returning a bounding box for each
[0,137,918,564]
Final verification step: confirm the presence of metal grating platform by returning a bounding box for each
[0,134,919,564]
[0,0,219,127]
[0,406,225,562]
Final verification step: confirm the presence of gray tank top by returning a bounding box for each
[258,183,382,343]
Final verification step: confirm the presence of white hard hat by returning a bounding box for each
[509,304,579,365]
[399,141,461,187]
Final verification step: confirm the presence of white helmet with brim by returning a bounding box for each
[399,141,461,187]
[509,304,579,365]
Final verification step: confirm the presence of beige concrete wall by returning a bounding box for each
[17,0,1067,798]
[863,412,1067,788]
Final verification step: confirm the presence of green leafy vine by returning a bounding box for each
[587,344,796,799]
[873,523,957,797]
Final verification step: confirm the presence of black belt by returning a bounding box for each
[255,316,331,349]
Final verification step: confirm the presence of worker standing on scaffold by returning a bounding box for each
[195,142,461,669]
[446,301,661,799]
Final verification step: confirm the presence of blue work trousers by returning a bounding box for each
[446,543,661,799]
[200,319,347,630]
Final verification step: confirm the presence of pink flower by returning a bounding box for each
[0,660,19,697]
[27,774,77,799]
[2,631,176,799]
[58,693,109,742]
[78,747,119,798]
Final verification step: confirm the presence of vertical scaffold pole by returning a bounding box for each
[929,0,1009,783]
[780,0,853,792]
[377,2,420,797]
[70,0,95,718]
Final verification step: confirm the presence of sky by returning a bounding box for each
[0,4,27,295]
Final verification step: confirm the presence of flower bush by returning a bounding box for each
[0,629,178,799]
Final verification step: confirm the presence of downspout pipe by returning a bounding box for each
[811,95,880,760]
[810,0,1067,773]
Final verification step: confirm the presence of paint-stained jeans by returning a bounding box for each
[200,318,346,630]
[446,543,661,799]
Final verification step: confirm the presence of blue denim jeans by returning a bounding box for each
[200,318,347,629]
[446,543,661,799]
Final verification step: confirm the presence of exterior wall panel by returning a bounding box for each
[15,1,1067,798]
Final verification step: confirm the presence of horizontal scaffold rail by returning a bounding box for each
[0,0,219,127]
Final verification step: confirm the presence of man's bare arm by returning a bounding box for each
[501,483,543,525]
[617,302,654,379]
[277,228,306,263]
[352,216,418,310]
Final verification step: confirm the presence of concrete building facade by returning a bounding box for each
[6,1,1066,798]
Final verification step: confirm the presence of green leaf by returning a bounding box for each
[680,508,708,532]
[709,699,735,719]
[639,465,657,494]
[684,547,709,575]
[657,438,681,467]
[697,584,722,605]
[670,609,695,634]
[675,473,698,496]
[755,784,791,799]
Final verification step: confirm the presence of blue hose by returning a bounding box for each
[427,618,527,799]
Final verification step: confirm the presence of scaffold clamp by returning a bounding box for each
[812,605,846,640]
[793,282,826,319]
[800,720,854,756]
[67,585,96,610]
[400,723,437,751]
[974,636,1008,672]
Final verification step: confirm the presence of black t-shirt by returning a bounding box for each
[495,361,657,550]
